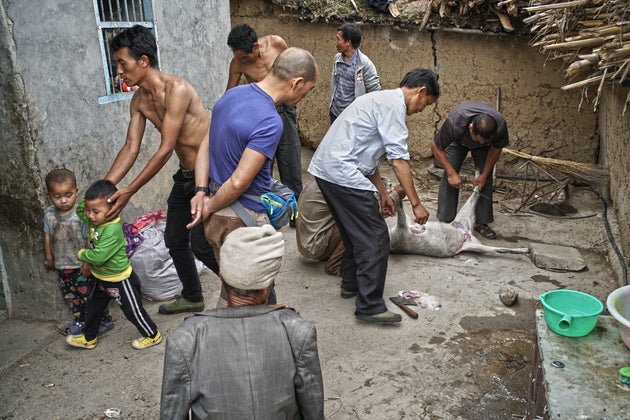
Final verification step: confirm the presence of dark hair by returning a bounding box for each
[85,179,117,201]
[338,23,362,49]
[110,25,158,67]
[471,114,498,141]
[227,24,258,53]
[271,47,318,83]
[45,168,76,190]
[399,69,440,98]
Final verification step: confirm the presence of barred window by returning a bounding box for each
[93,0,158,104]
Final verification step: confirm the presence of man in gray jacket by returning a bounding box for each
[329,23,381,124]
[160,225,324,419]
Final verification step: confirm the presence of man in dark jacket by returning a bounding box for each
[160,225,324,419]
[431,101,510,240]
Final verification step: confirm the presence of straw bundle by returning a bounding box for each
[524,0,630,111]
[503,148,609,185]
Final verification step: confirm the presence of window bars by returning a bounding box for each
[93,0,158,103]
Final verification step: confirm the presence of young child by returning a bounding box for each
[43,169,114,336]
[66,179,162,350]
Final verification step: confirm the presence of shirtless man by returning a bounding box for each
[105,25,217,315]
[226,24,304,200]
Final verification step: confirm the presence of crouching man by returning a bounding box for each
[160,225,324,419]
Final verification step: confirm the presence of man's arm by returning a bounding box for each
[431,141,462,190]
[105,95,147,185]
[106,83,191,218]
[293,324,325,420]
[362,57,381,93]
[474,146,502,190]
[189,134,210,225]
[367,167,395,217]
[160,336,193,420]
[391,158,429,225]
[226,59,244,91]
[187,147,267,228]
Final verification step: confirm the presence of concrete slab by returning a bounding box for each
[536,310,630,417]
[0,149,623,419]
[0,319,57,375]
[529,242,587,272]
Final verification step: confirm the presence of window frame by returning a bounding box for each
[92,0,159,104]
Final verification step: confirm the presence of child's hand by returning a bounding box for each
[80,262,91,277]
[43,258,55,270]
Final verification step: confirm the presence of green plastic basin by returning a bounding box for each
[539,289,603,337]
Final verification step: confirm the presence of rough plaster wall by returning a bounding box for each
[0,1,54,319]
[231,0,599,171]
[0,0,229,320]
[156,0,231,112]
[599,84,630,271]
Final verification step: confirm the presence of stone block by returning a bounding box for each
[529,242,587,271]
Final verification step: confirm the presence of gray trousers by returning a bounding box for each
[437,142,494,225]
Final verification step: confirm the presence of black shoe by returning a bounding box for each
[356,311,402,324]
[340,287,358,299]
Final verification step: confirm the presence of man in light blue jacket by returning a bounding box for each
[329,23,381,124]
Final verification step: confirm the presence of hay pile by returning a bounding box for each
[524,0,630,111]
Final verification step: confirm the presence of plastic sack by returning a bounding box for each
[128,213,204,301]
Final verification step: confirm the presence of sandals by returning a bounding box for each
[474,223,497,240]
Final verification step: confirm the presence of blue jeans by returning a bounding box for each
[437,142,494,225]
[164,169,219,303]
[273,106,303,198]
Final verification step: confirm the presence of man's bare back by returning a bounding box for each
[227,35,288,89]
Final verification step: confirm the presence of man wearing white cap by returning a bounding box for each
[160,225,324,419]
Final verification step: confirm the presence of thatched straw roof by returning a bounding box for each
[270,0,531,35]
[524,0,629,110]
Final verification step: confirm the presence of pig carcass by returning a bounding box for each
[388,187,529,257]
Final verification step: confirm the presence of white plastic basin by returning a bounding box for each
[606,285,630,350]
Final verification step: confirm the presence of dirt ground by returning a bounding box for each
[0,149,623,419]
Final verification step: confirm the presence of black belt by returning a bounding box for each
[180,167,195,179]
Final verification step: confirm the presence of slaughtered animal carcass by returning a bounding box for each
[388,187,529,257]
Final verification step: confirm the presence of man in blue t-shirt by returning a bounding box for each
[188,47,318,306]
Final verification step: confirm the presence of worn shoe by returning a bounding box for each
[98,319,115,336]
[66,334,98,349]
[158,296,204,314]
[356,310,402,324]
[340,287,358,299]
[132,331,162,350]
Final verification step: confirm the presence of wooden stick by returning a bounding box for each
[543,37,607,50]
[525,0,589,13]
